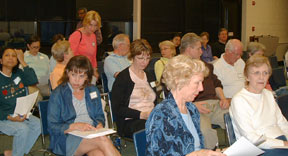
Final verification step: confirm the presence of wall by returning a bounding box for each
[242,0,288,60]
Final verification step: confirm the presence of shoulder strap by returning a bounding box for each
[76,30,82,43]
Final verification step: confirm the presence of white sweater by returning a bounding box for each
[230,88,288,149]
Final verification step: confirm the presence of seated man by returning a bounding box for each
[24,35,50,97]
[50,40,73,90]
[104,34,131,91]
[212,28,228,59]
[213,39,245,100]
[181,33,229,149]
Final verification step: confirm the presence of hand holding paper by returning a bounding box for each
[13,91,39,118]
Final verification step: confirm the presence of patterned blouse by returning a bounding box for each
[146,93,205,156]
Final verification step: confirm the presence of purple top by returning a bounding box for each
[201,44,213,63]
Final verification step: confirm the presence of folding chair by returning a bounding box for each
[224,113,236,145]
[38,100,55,155]
[133,129,146,156]
[277,94,288,120]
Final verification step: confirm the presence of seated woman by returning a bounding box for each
[154,40,176,84]
[111,39,157,138]
[0,47,40,156]
[47,55,120,156]
[230,54,288,156]
[50,39,74,90]
[146,55,224,156]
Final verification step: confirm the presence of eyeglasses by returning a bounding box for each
[250,71,269,77]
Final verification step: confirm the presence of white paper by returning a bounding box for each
[223,137,265,156]
[68,128,116,139]
[13,91,39,118]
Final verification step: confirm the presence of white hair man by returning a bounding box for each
[104,34,131,91]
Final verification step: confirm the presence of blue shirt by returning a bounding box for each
[104,52,131,91]
[181,112,201,151]
[201,45,213,63]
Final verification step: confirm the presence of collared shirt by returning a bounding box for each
[50,63,65,90]
[24,51,50,85]
[104,52,131,91]
[213,54,245,98]
[154,57,169,83]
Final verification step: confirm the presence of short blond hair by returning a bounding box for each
[159,40,176,56]
[51,40,70,62]
[83,10,102,28]
[162,55,209,90]
[244,54,272,85]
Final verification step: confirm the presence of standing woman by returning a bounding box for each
[69,10,101,80]
[111,39,157,138]
[0,47,40,156]
[47,55,120,156]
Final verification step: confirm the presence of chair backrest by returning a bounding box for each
[101,72,109,93]
[271,67,287,89]
[133,129,146,156]
[224,113,236,145]
[277,94,288,120]
[38,100,50,135]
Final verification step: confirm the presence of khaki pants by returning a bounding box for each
[199,99,229,149]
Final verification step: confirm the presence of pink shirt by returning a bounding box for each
[69,30,97,68]
[50,63,65,90]
[128,68,156,113]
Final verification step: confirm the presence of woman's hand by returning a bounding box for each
[284,141,288,146]
[15,49,27,67]
[96,123,103,129]
[187,149,226,156]
[7,114,27,122]
[68,122,96,132]
[140,111,151,120]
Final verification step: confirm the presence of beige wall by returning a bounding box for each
[242,0,288,61]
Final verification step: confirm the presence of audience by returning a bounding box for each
[146,55,224,156]
[0,47,40,156]
[213,39,245,99]
[104,34,131,91]
[47,55,120,156]
[230,55,288,155]
[200,32,214,63]
[69,10,102,81]
[212,28,228,58]
[50,40,74,90]
[154,40,176,84]
[181,33,229,149]
[24,35,50,97]
[111,39,157,138]
[171,33,181,55]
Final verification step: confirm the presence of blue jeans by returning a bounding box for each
[261,135,288,156]
[0,115,41,156]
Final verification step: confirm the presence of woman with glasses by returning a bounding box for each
[69,10,102,81]
[111,39,157,138]
[24,35,50,97]
[230,54,288,156]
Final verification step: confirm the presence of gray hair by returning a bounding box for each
[225,39,243,53]
[179,33,202,53]
[112,34,129,49]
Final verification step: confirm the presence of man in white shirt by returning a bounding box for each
[213,39,245,99]
[104,34,131,91]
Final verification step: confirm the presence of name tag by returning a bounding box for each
[150,81,156,88]
[90,91,98,99]
[39,56,44,59]
[14,77,21,85]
